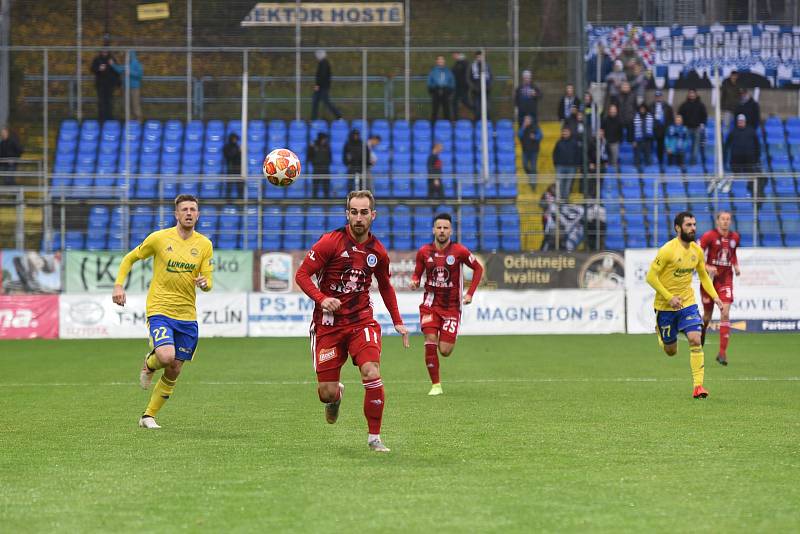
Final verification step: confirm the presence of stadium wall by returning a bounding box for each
[2,248,799,338]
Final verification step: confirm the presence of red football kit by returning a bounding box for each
[412,242,483,344]
[295,226,403,382]
[699,228,740,307]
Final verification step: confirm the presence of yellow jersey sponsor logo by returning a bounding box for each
[166,259,197,273]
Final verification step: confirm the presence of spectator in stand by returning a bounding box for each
[518,115,542,187]
[650,90,674,171]
[557,84,580,123]
[222,133,242,198]
[365,134,381,192]
[725,114,762,198]
[343,129,365,190]
[311,50,342,120]
[514,69,541,126]
[426,142,445,199]
[451,52,471,119]
[562,104,581,136]
[552,127,580,200]
[586,44,613,85]
[678,88,708,167]
[629,63,648,104]
[539,184,558,250]
[90,47,120,122]
[308,132,332,199]
[586,130,608,198]
[601,104,623,172]
[427,56,455,121]
[605,60,627,102]
[616,81,637,141]
[469,50,493,120]
[0,127,23,186]
[582,91,597,134]
[720,71,741,124]
[665,114,690,172]
[111,50,144,121]
[632,103,654,172]
[735,88,761,130]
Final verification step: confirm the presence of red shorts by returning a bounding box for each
[701,275,734,308]
[419,306,460,344]
[310,320,382,382]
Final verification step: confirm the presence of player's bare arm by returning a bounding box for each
[194,275,209,290]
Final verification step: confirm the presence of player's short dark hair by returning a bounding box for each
[715,210,731,220]
[433,212,452,225]
[174,194,199,208]
[674,211,695,230]
[346,190,375,211]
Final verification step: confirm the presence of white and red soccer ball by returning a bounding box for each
[263,148,301,187]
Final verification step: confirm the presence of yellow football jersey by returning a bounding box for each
[647,237,717,311]
[115,227,213,320]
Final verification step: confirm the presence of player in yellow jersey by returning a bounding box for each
[112,194,214,428]
[646,211,723,399]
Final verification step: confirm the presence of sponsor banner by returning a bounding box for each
[59,293,248,339]
[249,290,625,337]
[705,319,800,334]
[257,250,420,293]
[482,251,625,290]
[242,2,404,26]
[1,250,62,294]
[0,295,59,339]
[64,250,253,293]
[587,23,800,87]
[461,290,625,335]
[625,246,800,332]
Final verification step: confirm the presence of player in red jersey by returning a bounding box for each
[295,190,410,453]
[699,210,741,366]
[409,212,483,396]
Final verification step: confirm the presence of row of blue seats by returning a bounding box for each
[55,119,516,177]
[50,174,519,200]
[600,175,800,200]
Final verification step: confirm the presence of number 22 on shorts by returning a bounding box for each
[152,326,168,342]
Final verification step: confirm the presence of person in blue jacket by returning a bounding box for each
[112,50,144,121]
[428,55,455,121]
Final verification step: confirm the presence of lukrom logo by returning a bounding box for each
[0,308,39,328]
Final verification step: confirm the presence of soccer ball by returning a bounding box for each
[263,148,301,187]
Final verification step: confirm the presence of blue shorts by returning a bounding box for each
[655,304,703,345]
[147,315,199,361]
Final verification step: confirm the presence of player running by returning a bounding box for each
[699,210,741,366]
[295,190,410,453]
[409,212,483,396]
[112,194,214,429]
[646,211,723,399]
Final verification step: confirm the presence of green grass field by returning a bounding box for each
[1,334,798,532]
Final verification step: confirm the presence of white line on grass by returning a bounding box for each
[1,377,799,387]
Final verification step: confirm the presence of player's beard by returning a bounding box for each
[349,219,370,238]
[180,217,196,232]
[436,233,449,245]
[680,229,695,243]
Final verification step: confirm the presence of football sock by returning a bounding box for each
[719,321,731,356]
[689,346,705,387]
[145,352,165,372]
[424,342,440,385]
[362,377,385,435]
[144,375,177,417]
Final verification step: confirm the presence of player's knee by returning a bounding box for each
[664,344,678,356]
[439,344,454,357]
[318,383,338,403]
[154,346,175,365]
[360,362,381,381]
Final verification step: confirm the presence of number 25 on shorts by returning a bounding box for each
[442,319,457,334]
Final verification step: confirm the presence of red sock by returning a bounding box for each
[719,321,730,355]
[363,378,384,435]
[425,342,440,384]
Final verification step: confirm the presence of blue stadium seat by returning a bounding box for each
[143,120,162,142]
